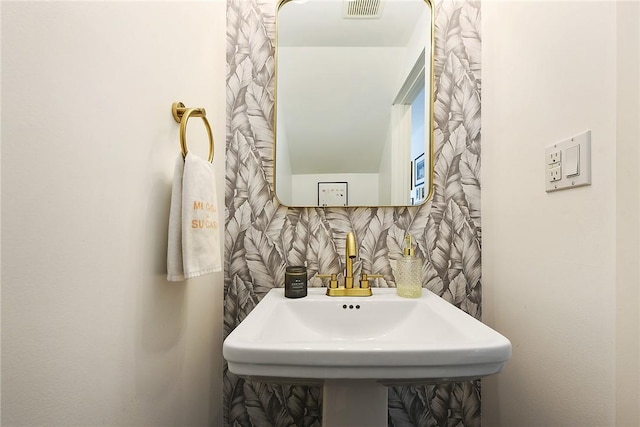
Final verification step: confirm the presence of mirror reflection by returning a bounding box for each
[275,0,433,207]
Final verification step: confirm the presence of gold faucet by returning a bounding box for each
[318,231,382,297]
[344,231,357,289]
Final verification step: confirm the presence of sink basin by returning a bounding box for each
[223,287,511,385]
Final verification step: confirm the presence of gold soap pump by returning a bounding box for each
[396,234,422,298]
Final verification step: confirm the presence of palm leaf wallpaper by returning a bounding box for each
[223,0,482,425]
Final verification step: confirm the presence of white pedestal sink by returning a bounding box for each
[223,288,511,426]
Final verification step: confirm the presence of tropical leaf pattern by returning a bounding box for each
[224,0,482,425]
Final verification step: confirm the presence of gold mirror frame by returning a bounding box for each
[274,0,435,207]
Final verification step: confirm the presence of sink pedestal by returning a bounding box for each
[322,381,387,427]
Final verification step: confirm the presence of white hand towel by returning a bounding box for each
[167,153,222,281]
[167,155,185,281]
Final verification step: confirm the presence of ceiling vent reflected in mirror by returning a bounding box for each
[344,0,382,18]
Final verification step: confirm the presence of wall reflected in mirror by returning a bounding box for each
[275,0,433,207]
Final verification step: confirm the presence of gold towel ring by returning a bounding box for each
[171,101,214,163]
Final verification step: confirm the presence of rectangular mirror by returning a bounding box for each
[274,0,434,207]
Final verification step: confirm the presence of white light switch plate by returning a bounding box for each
[545,130,591,193]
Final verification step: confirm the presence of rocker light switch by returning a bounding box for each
[545,130,591,193]
[565,145,579,177]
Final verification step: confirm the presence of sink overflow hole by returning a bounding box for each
[341,304,361,310]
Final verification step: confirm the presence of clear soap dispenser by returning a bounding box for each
[396,234,422,298]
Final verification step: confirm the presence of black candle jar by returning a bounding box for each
[285,266,307,298]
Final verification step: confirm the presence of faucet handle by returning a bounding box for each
[360,274,383,289]
[317,273,339,289]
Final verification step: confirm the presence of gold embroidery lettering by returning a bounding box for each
[191,219,218,230]
[193,201,216,213]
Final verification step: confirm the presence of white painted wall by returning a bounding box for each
[275,114,293,203]
[278,46,405,176]
[1,2,226,425]
[615,2,640,423]
[483,1,639,426]
[377,121,393,205]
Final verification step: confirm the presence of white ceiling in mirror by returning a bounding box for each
[278,0,422,47]
[275,0,433,207]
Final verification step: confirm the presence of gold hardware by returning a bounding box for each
[360,274,383,289]
[403,234,415,256]
[317,274,339,289]
[326,287,372,297]
[317,231,380,297]
[172,101,214,163]
[345,232,357,289]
